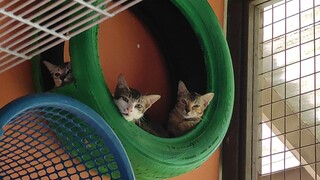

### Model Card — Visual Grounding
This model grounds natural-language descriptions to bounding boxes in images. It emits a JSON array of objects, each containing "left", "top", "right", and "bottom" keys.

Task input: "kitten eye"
[
  {"left": 121, "top": 96, "right": 129, "bottom": 103},
  {"left": 180, "top": 99, "right": 187, "bottom": 105},
  {"left": 54, "top": 73, "right": 61, "bottom": 77},
  {"left": 135, "top": 104, "right": 143, "bottom": 109},
  {"left": 193, "top": 104, "right": 200, "bottom": 109}
]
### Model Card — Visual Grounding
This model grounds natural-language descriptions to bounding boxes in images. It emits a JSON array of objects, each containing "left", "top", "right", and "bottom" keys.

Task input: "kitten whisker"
[{"left": 113, "top": 74, "right": 163, "bottom": 136}]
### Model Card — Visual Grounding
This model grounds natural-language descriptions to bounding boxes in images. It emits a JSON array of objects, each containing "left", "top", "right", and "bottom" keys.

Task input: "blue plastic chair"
[{"left": 0, "top": 93, "right": 135, "bottom": 180}]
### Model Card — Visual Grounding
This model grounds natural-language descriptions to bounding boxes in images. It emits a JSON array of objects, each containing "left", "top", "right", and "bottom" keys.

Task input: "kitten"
[
  {"left": 114, "top": 74, "right": 161, "bottom": 124},
  {"left": 167, "top": 81, "right": 214, "bottom": 137},
  {"left": 43, "top": 61, "right": 74, "bottom": 88}
]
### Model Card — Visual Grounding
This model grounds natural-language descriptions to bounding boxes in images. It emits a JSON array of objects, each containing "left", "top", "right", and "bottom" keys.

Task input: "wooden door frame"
[{"left": 222, "top": 0, "right": 250, "bottom": 180}]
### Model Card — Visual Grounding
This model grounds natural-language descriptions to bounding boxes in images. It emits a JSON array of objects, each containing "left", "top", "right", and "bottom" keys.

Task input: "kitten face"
[
  {"left": 43, "top": 61, "right": 73, "bottom": 88},
  {"left": 175, "top": 81, "right": 214, "bottom": 119},
  {"left": 114, "top": 74, "right": 161, "bottom": 122}
]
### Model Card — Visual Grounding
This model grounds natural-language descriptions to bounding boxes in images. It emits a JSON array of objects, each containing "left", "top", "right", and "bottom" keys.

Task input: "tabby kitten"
[
  {"left": 167, "top": 81, "right": 214, "bottom": 137},
  {"left": 114, "top": 74, "right": 161, "bottom": 123},
  {"left": 43, "top": 61, "right": 74, "bottom": 88}
]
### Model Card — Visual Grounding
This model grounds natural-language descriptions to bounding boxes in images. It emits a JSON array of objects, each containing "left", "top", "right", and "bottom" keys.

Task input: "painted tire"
[{"left": 32, "top": 0, "right": 234, "bottom": 179}]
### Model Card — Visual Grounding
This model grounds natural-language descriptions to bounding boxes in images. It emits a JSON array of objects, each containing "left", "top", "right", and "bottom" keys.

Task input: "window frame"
[
  {"left": 222, "top": 0, "right": 250, "bottom": 180},
  {"left": 224, "top": 1, "right": 320, "bottom": 180},
  {"left": 222, "top": 0, "right": 274, "bottom": 180}
]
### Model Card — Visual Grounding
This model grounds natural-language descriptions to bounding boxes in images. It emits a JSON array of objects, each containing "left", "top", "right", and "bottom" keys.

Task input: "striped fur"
[
  {"left": 114, "top": 74, "right": 161, "bottom": 123},
  {"left": 167, "top": 81, "right": 214, "bottom": 137}
]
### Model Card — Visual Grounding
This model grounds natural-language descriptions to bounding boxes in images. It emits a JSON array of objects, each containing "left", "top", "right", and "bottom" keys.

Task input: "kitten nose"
[
  {"left": 185, "top": 107, "right": 190, "bottom": 113},
  {"left": 60, "top": 75, "right": 66, "bottom": 80},
  {"left": 127, "top": 107, "right": 133, "bottom": 112}
]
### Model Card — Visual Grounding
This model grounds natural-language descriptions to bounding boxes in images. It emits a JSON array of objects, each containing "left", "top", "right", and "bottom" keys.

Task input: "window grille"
[
  {"left": 249, "top": 0, "right": 320, "bottom": 179},
  {"left": 0, "top": 0, "right": 142, "bottom": 73}
]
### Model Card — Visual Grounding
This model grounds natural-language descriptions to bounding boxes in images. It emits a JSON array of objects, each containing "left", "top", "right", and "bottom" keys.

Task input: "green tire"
[{"left": 32, "top": 0, "right": 234, "bottom": 179}]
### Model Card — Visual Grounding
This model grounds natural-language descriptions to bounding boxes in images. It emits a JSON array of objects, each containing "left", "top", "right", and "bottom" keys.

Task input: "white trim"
[{"left": 223, "top": 0, "right": 228, "bottom": 35}]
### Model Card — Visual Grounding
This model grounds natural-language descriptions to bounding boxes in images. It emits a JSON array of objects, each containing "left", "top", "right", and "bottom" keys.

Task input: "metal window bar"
[
  {"left": 0, "top": 0, "right": 142, "bottom": 73},
  {"left": 251, "top": 0, "right": 320, "bottom": 179}
]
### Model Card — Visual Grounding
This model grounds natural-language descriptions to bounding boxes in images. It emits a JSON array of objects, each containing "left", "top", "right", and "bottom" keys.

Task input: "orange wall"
[
  {"left": 0, "top": 0, "right": 225, "bottom": 179},
  {"left": 209, "top": 0, "right": 225, "bottom": 27},
  {"left": 0, "top": 61, "right": 34, "bottom": 108}
]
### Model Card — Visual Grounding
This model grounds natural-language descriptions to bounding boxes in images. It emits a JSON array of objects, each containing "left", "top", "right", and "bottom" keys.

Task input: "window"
[{"left": 248, "top": 0, "right": 320, "bottom": 179}]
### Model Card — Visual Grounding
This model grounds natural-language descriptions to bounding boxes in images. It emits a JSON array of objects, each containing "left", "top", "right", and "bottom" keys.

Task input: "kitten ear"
[
  {"left": 144, "top": 95, "right": 161, "bottom": 110},
  {"left": 43, "top": 61, "right": 58, "bottom": 73},
  {"left": 201, "top": 93, "right": 214, "bottom": 107},
  {"left": 116, "top": 74, "right": 129, "bottom": 90},
  {"left": 178, "top": 81, "right": 188, "bottom": 94},
  {"left": 65, "top": 62, "right": 71, "bottom": 70}
]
